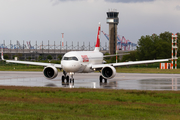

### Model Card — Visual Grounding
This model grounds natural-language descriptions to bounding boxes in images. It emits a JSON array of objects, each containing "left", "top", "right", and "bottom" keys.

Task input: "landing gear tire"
[
  {"left": 99, "top": 75, "right": 107, "bottom": 85},
  {"left": 62, "top": 75, "right": 70, "bottom": 85},
  {"left": 70, "top": 78, "right": 74, "bottom": 83},
  {"left": 62, "top": 76, "right": 65, "bottom": 83},
  {"left": 66, "top": 76, "right": 69, "bottom": 83},
  {"left": 104, "top": 79, "right": 107, "bottom": 83},
  {"left": 100, "top": 76, "right": 103, "bottom": 83}
]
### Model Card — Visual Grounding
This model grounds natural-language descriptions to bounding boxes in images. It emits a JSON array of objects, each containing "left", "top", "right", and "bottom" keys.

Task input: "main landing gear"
[
  {"left": 99, "top": 75, "right": 107, "bottom": 83},
  {"left": 61, "top": 71, "right": 74, "bottom": 85},
  {"left": 61, "top": 71, "right": 69, "bottom": 84}
]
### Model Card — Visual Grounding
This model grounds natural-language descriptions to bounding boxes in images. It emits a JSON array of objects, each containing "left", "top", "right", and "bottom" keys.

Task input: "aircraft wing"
[
  {"left": 5, "top": 60, "right": 62, "bottom": 68},
  {"left": 92, "top": 59, "right": 170, "bottom": 69}
]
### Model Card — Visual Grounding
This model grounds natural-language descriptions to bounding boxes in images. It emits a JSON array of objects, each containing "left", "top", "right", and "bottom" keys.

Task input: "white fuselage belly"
[{"left": 61, "top": 51, "right": 103, "bottom": 73}]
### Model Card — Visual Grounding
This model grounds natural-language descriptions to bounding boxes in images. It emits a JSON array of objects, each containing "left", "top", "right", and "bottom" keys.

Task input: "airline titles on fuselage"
[{"left": 81, "top": 55, "right": 89, "bottom": 62}]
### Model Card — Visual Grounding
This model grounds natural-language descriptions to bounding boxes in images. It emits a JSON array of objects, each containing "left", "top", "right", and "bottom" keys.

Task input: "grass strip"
[{"left": 0, "top": 86, "right": 179, "bottom": 120}]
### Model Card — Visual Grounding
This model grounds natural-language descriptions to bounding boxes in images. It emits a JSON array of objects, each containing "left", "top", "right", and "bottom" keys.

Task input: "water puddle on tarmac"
[
  {"left": 115, "top": 78, "right": 180, "bottom": 90},
  {"left": 0, "top": 77, "right": 180, "bottom": 90}
]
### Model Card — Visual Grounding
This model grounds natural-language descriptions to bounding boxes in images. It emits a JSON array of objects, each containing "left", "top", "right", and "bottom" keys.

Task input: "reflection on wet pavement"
[
  {"left": 112, "top": 78, "right": 180, "bottom": 91},
  {"left": 0, "top": 76, "right": 179, "bottom": 90},
  {"left": 0, "top": 72, "right": 180, "bottom": 90},
  {"left": 139, "top": 78, "right": 179, "bottom": 90}
]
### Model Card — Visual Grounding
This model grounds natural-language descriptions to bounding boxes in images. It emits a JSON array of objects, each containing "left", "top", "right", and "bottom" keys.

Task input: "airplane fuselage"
[{"left": 61, "top": 51, "right": 103, "bottom": 73}]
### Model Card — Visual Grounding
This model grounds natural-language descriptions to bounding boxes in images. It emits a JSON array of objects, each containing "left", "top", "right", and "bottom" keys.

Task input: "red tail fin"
[{"left": 94, "top": 23, "right": 101, "bottom": 51}]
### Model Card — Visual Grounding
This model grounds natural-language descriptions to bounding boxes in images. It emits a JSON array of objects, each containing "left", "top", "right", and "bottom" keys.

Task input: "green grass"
[
  {"left": 0, "top": 86, "right": 179, "bottom": 120},
  {"left": 0, "top": 64, "right": 43, "bottom": 71},
  {"left": 0, "top": 62, "right": 180, "bottom": 119}
]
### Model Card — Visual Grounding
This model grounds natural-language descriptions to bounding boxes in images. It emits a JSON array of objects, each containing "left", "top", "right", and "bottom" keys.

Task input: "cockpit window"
[
  {"left": 63, "top": 57, "right": 68, "bottom": 60},
  {"left": 63, "top": 57, "right": 78, "bottom": 61}
]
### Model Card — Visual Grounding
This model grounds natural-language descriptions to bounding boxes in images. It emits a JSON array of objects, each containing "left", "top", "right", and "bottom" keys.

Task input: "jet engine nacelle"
[
  {"left": 101, "top": 65, "right": 116, "bottom": 79},
  {"left": 43, "top": 66, "right": 58, "bottom": 79}
]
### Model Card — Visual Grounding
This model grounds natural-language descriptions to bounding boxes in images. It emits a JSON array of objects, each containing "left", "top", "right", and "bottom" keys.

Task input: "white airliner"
[{"left": 1, "top": 23, "right": 169, "bottom": 83}]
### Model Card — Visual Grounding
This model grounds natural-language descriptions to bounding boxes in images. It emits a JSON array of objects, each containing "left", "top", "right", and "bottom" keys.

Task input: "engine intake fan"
[{"left": 101, "top": 65, "right": 116, "bottom": 79}]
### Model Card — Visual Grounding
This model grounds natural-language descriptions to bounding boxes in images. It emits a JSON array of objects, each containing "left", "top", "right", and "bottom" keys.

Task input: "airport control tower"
[{"left": 106, "top": 10, "right": 119, "bottom": 54}]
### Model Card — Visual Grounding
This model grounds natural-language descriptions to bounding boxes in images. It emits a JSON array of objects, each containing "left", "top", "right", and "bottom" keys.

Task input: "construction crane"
[
  {"left": 17, "top": 41, "right": 27, "bottom": 49},
  {"left": 27, "top": 41, "right": 34, "bottom": 49},
  {"left": 0, "top": 44, "right": 8, "bottom": 49},
  {"left": 102, "top": 31, "right": 137, "bottom": 51}
]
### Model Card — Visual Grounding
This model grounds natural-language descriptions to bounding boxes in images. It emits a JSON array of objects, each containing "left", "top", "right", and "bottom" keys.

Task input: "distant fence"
[
  {"left": 1, "top": 40, "right": 109, "bottom": 51},
  {"left": 1, "top": 40, "right": 109, "bottom": 60}
]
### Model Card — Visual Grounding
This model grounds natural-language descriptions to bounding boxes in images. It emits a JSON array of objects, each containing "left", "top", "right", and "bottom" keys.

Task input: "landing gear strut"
[
  {"left": 99, "top": 75, "right": 107, "bottom": 83},
  {"left": 61, "top": 71, "right": 69, "bottom": 84},
  {"left": 69, "top": 72, "right": 74, "bottom": 83}
]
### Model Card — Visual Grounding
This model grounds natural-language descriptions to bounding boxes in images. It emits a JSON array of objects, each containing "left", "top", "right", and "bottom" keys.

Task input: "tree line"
[{"left": 121, "top": 32, "right": 180, "bottom": 62}]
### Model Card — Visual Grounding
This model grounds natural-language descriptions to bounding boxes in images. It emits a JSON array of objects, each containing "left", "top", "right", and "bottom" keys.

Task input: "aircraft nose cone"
[{"left": 62, "top": 61, "right": 80, "bottom": 72}]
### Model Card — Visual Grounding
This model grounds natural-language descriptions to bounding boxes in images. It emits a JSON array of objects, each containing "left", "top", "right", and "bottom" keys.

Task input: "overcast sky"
[{"left": 0, "top": 0, "right": 180, "bottom": 47}]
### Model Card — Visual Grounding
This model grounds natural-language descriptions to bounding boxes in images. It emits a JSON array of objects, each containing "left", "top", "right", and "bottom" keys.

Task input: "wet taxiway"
[{"left": 0, "top": 71, "right": 180, "bottom": 90}]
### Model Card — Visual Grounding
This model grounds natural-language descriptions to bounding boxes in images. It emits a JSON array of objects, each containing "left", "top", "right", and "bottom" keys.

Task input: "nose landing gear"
[{"left": 69, "top": 72, "right": 74, "bottom": 83}]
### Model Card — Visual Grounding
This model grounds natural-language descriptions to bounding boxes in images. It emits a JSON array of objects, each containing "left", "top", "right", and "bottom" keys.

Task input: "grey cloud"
[
  {"left": 51, "top": 0, "right": 81, "bottom": 1},
  {"left": 176, "top": 5, "right": 180, "bottom": 11},
  {"left": 51, "top": 0, "right": 85, "bottom": 6},
  {"left": 51, "top": 0, "right": 85, "bottom": 2},
  {"left": 51, "top": 0, "right": 155, "bottom": 6},
  {"left": 104, "top": 0, "right": 155, "bottom": 3}
]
